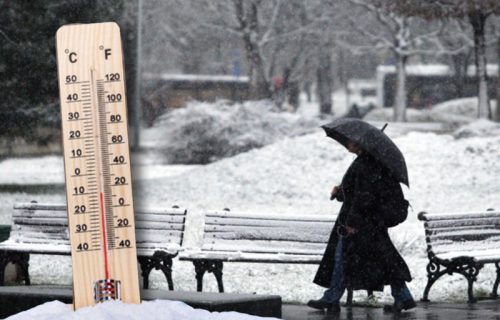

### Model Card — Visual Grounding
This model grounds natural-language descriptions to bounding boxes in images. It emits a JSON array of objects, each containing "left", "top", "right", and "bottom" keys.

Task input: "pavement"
[{"left": 282, "top": 301, "right": 500, "bottom": 320}]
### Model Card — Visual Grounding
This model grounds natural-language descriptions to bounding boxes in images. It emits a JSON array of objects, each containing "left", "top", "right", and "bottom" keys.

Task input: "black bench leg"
[
  {"left": 460, "top": 263, "right": 482, "bottom": 303},
  {"left": 138, "top": 251, "right": 174, "bottom": 290},
  {"left": 421, "top": 260, "right": 448, "bottom": 302},
  {"left": 193, "top": 260, "right": 224, "bottom": 292},
  {"left": 193, "top": 261, "right": 206, "bottom": 292},
  {"left": 213, "top": 263, "right": 224, "bottom": 293},
  {"left": 422, "top": 258, "right": 482, "bottom": 303},
  {"left": 491, "top": 262, "right": 500, "bottom": 298},
  {"left": 138, "top": 257, "right": 153, "bottom": 289},
  {"left": 0, "top": 251, "right": 30, "bottom": 286}
]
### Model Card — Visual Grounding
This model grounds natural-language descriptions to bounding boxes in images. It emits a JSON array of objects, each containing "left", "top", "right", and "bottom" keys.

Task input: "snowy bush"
[
  {"left": 144, "top": 100, "right": 321, "bottom": 164},
  {"left": 453, "top": 119, "right": 500, "bottom": 139}
]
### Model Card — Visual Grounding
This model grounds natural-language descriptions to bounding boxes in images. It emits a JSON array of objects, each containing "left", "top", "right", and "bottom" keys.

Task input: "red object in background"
[{"left": 272, "top": 76, "right": 283, "bottom": 91}]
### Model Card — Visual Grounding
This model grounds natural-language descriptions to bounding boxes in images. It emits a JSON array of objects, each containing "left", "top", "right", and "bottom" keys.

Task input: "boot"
[
  {"left": 383, "top": 299, "right": 416, "bottom": 313},
  {"left": 307, "top": 299, "right": 340, "bottom": 312}
]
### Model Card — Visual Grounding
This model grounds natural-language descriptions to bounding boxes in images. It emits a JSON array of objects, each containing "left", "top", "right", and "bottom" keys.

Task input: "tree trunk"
[
  {"left": 238, "top": 1, "right": 272, "bottom": 100},
  {"left": 393, "top": 54, "right": 407, "bottom": 122},
  {"left": 244, "top": 39, "right": 272, "bottom": 99},
  {"left": 450, "top": 52, "right": 469, "bottom": 98},
  {"left": 496, "top": 36, "right": 500, "bottom": 122},
  {"left": 470, "top": 11, "right": 491, "bottom": 119},
  {"left": 317, "top": 39, "right": 333, "bottom": 114}
]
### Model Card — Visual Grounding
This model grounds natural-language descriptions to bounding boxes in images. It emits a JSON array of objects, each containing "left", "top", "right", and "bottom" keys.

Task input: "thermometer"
[{"left": 56, "top": 22, "right": 140, "bottom": 309}]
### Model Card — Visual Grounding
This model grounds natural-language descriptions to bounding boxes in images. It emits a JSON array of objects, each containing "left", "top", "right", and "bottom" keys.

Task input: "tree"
[
  {"left": 387, "top": 0, "right": 500, "bottom": 119},
  {"left": 489, "top": 15, "right": 500, "bottom": 121},
  {"left": 194, "top": 0, "right": 326, "bottom": 101},
  {"left": 0, "top": 0, "right": 125, "bottom": 143},
  {"left": 343, "top": 0, "right": 444, "bottom": 121}
]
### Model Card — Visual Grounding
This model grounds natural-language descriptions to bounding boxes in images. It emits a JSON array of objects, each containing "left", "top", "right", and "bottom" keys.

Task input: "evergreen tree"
[{"left": 0, "top": 0, "right": 125, "bottom": 141}]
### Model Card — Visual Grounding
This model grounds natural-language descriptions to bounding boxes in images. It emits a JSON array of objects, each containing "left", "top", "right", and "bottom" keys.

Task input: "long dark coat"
[{"left": 313, "top": 153, "right": 412, "bottom": 291}]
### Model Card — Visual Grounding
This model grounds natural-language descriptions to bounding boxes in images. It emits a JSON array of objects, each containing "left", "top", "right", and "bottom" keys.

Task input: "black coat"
[{"left": 313, "top": 153, "right": 412, "bottom": 291}]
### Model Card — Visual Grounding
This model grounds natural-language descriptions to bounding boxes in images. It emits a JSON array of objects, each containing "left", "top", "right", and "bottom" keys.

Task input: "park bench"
[
  {"left": 0, "top": 201, "right": 187, "bottom": 290},
  {"left": 418, "top": 210, "right": 500, "bottom": 302},
  {"left": 179, "top": 209, "right": 365, "bottom": 303}
]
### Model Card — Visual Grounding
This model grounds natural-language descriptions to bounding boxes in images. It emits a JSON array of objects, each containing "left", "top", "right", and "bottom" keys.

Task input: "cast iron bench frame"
[
  {"left": 179, "top": 209, "right": 368, "bottom": 304},
  {"left": 418, "top": 210, "right": 500, "bottom": 302},
  {"left": 0, "top": 201, "right": 187, "bottom": 290}
]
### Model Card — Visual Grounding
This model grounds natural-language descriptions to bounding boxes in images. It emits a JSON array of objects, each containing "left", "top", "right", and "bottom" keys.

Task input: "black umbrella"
[{"left": 321, "top": 118, "right": 409, "bottom": 187}]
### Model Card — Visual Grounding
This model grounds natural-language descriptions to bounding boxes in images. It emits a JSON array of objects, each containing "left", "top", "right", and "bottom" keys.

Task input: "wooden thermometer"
[{"left": 56, "top": 22, "right": 140, "bottom": 309}]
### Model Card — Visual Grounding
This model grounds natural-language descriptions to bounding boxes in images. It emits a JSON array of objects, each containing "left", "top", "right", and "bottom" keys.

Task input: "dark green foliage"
[{"left": 0, "top": 0, "right": 125, "bottom": 139}]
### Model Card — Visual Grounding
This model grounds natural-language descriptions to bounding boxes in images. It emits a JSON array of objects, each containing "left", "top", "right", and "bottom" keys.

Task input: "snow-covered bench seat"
[
  {"left": 0, "top": 202, "right": 187, "bottom": 290},
  {"left": 418, "top": 210, "right": 500, "bottom": 302},
  {"left": 179, "top": 209, "right": 339, "bottom": 293}
]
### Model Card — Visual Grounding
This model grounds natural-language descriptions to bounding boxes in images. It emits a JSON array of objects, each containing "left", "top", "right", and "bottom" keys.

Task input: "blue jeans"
[{"left": 321, "top": 237, "right": 414, "bottom": 304}]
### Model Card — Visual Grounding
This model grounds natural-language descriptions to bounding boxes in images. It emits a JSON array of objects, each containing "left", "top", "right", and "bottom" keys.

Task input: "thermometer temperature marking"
[{"left": 56, "top": 22, "right": 140, "bottom": 309}]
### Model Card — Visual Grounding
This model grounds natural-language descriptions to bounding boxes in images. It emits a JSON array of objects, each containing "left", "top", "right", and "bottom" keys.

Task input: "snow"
[
  {"left": 1, "top": 99, "right": 500, "bottom": 317},
  {"left": 453, "top": 119, "right": 500, "bottom": 139},
  {"left": 0, "top": 156, "right": 64, "bottom": 185},
  {"left": 376, "top": 64, "right": 498, "bottom": 77},
  {"left": 364, "top": 97, "right": 498, "bottom": 128},
  {"left": 377, "top": 64, "right": 451, "bottom": 76},
  {"left": 143, "top": 73, "right": 249, "bottom": 83},
  {"left": 6, "top": 300, "right": 279, "bottom": 320}
]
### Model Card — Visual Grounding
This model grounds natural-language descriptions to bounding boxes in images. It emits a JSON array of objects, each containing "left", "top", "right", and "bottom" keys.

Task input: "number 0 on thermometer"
[{"left": 56, "top": 22, "right": 140, "bottom": 309}]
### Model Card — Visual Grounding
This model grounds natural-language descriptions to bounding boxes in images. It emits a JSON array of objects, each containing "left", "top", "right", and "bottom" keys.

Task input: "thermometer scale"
[{"left": 56, "top": 22, "right": 140, "bottom": 309}]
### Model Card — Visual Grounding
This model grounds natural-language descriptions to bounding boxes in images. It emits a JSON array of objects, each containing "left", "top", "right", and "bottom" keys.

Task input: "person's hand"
[
  {"left": 331, "top": 186, "right": 340, "bottom": 198},
  {"left": 346, "top": 226, "right": 357, "bottom": 235}
]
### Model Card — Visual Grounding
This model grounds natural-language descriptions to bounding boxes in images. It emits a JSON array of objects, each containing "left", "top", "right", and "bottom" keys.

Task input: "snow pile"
[
  {"left": 453, "top": 119, "right": 500, "bottom": 139},
  {"left": 363, "top": 108, "right": 431, "bottom": 122},
  {"left": 363, "top": 97, "right": 498, "bottom": 126},
  {"left": 7, "top": 300, "right": 279, "bottom": 320},
  {"left": 0, "top": 156, "right": 64, "bottom": 184},
  {"left": 141, "top": 100, "right": 321, "bottom": 164},
  {"left": 428, "top": 97, "right": 482, "bottom": 124}
]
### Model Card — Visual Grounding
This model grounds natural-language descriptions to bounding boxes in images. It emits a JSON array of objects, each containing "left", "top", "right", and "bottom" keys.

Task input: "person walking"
[{"left": 308, "top": 119, "right": 416, "bottom": 314}]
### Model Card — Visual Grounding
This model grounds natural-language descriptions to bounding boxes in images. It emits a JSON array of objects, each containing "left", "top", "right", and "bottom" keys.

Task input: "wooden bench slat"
[
  {"left": 420, "top": 211, "right": 500, "bottom": 221},
  {"left": 205, "top": 229, "right": 330, "bottom": 243},
  {"left": 136, "top": 208, "right": 187, "bottom": 216},
  {"left": 136, "top": 230, "right": 183, "bottom": 244},
  {"left": 180, "top": 250, "right": 324, "bottom": 263},
  {"left": 14, "top": 211, "right": 67, "bottom": 219},
  {"left": 136, "top": 214, "right": 186, "bottom": 223},
  {"left": 202, "top": 239, "right": 327, "bottom": 255},
  {"left": 13, "top": 218, "right": 68, "bottom": 226},
  {"left": 136, "top": 221, "right": 185, "bottom": 231},
  {"left": 205, "top": 216, "right": 334, "bottom": 228},
  {"left": 425, "top": 219, "right": 500, "bottom": 229},
  {"left": 431, "top": 241, "right": 500, "bottom": 255},
  {"left": 426, "top": 225, "right": 497, "bottom": 234},
  {"left": 427, "top": 230, "right": 500, "bottom": 242},
  {"left": 206, "top": 211, "right": 336, "bottom": 222}
]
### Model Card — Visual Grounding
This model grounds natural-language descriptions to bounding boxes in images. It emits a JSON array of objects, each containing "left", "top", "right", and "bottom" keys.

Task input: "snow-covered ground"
[
  {"left": 2, "top": 96, "right": 500, "bottom": 318},
  {"left": 7, "top": 300, "right": 279, "bottom": 320}
]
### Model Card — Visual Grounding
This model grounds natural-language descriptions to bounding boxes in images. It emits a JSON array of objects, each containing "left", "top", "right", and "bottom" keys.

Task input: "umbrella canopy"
[{"left": 321, "top": 118, "right": 409, "bottom": 187}]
